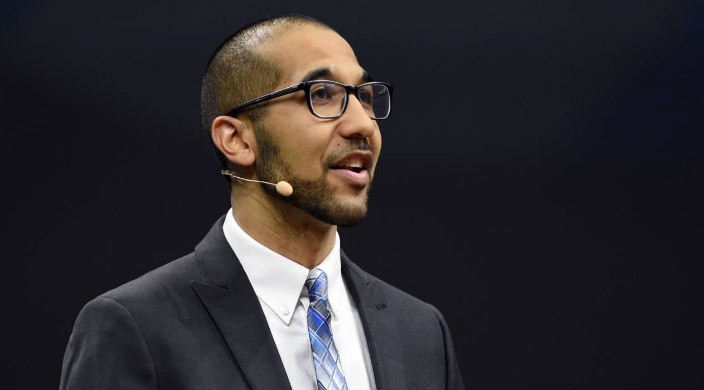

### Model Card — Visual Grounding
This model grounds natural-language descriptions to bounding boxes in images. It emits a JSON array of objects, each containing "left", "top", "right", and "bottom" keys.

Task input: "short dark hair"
[{"left": 200, "top": 14, "right": 331, "bottom": 184}]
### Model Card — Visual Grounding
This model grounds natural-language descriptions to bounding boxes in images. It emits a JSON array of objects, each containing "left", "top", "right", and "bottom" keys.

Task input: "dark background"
[{"left": 1, "top": 0, "right": 703, "bottom": 388}]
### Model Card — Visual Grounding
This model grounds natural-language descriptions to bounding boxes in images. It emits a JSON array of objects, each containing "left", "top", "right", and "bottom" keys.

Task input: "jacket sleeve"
[
  {"left": 60, "top": 296, "right": 159, "bottom": 389},
  {"left": 431, "top": 305, "right": 466, "bottom": 390}
]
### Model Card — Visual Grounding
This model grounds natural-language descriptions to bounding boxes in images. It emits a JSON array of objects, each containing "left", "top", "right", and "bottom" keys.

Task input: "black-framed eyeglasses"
[{"left": 226, "top": 80, "right": 393, "bottom": 120}]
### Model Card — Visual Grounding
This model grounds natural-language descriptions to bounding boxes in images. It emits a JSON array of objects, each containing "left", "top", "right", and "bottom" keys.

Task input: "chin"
[
  {"left": 278, "top": 169, "right": 373, "bottom": 226},
  {"left": 308, "top": 197, "right": 368, "bottom": 227},
  {"left": 330, "top": 205, "right": 368, "bottom": 226}
]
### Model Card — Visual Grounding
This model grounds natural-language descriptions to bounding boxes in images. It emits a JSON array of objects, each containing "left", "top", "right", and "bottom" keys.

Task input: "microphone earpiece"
[
  {"left": 221, "top": 170, "right": 293, "bottom": 197},
  {"left": 274, "top": 181, "right": 294, "bottom": 197}
]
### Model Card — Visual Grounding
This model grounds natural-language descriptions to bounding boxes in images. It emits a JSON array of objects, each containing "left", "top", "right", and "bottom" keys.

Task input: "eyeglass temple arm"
[{"left": 227, "top": 82, "right": 305, "bottom": 117}]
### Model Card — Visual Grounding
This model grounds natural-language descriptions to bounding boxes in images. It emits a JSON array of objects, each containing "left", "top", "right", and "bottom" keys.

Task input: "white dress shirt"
[{"left": 222, "top": 209, "right": 376, "bottom": 390}]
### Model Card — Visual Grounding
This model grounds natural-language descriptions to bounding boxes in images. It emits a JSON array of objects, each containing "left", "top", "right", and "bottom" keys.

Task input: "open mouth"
[
  {"left": 329, "top": 152, "right": 372, "bottom": 171},
  {"left": 335, "top": 163, "right": 364, "bottom": 173},
  {"left": 328, "top": 152, "right": 373, "bottom": 185}
]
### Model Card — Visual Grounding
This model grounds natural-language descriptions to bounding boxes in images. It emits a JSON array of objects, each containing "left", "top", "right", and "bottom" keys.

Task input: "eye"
[
  {"left": 358, "top": 89, "right": 373, "bottom": 105},
  {"left": 310, "top": 84, "right": 334, "bottom": 102}
]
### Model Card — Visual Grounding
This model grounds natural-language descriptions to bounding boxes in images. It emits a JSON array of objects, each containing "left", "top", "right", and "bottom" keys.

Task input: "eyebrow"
[
  {"left": 301, "top": 67, "right": 332, "bottom": 82},
  {"left": 300, "top": 67, "right": 374, "bottom": 84}
]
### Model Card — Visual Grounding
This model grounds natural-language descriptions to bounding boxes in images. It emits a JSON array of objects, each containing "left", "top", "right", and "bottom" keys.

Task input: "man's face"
[{"left": 252, "top": 25, "right": 382, "bottom": 226}]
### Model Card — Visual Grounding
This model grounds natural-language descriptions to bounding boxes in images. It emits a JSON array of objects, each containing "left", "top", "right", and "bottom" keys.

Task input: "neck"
[{"left": 230, "top": 185, "right": 336, "bottom": 269}]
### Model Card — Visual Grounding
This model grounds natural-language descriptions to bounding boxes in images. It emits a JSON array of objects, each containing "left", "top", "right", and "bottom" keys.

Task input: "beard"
[{"left": 253, "top": 125, "right": 373, "bottom": 227}]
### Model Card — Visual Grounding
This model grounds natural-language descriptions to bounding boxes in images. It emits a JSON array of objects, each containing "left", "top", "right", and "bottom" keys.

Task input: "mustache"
[{"left": 324, "top": 139, "right": 372, "bottom": 164}]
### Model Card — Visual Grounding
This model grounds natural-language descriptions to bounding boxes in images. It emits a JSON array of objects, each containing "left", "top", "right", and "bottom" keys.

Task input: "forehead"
[{"left": 257, "top": 25, "right": 366, "bottom": 86}]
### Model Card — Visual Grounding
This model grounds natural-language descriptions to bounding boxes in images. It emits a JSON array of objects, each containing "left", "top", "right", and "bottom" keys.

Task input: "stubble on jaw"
[{"left": 253, "top": 124, "right": 374, "bottom": 226}]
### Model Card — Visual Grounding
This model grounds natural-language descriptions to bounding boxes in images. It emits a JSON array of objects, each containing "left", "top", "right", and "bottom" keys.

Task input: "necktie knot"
[{"left": 306, "top": 268, "right": 328, "bottom": 305}]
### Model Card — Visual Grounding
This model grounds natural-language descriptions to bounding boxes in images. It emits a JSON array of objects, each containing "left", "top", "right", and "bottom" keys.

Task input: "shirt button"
[{"left": 282, "top": 307, "right": 290, "bottom": 316}]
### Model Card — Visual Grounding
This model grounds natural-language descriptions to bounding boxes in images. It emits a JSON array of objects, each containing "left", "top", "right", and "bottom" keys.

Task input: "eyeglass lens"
[{"left": 309, "top": 82, "right": 390, "bottom": 119}]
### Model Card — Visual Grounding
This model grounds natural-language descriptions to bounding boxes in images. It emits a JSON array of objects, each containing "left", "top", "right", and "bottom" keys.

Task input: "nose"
[{"left": 336, "top": 94, "right": 377, "bottom": 139}]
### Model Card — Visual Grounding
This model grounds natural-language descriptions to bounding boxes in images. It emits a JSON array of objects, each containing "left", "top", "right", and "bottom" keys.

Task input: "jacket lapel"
[
  {"left": 342, "top": 251, "right": 408, "bottom": 390},
  {"left": 191, "top": 216, "right": 291, "bottom": 390}
]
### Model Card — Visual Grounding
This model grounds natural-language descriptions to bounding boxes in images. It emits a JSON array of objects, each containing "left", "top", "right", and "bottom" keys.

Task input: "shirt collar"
[{"left": 222, "top": 209, "right": 342, "bottom": 325}]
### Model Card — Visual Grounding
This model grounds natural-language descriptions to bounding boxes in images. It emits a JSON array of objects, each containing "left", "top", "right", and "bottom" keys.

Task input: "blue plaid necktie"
[{"left": 305, "top": 268, "right": 348, "bottom": 390}]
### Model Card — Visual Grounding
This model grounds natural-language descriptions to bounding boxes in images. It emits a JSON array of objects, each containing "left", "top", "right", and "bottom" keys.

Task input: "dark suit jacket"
[{"left": 60, "top": 215, "right": 465, "bottom": 389}]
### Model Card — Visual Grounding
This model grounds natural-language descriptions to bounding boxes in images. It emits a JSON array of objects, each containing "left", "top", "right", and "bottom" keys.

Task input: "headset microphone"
[{"left": 221, "top": 170, "right": 293, "bottom": 197}]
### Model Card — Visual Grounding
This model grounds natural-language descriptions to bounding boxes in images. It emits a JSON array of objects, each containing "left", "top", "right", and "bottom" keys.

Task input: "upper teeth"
[{"left": 346, "top": 163, "right": 362, "bottom": 168}]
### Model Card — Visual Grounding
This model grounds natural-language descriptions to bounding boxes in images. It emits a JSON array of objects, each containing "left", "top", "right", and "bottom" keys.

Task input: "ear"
[{"left": 211, "top": 116, "right": 256, "bottom": 167}]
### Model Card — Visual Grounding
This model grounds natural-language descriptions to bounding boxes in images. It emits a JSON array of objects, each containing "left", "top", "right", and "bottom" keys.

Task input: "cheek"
[
  {"left": 271, "top": 118, "right": 326, "bottom": 173},
  {"left": 372, "top": 130, "right": 382, "bottom": 157},
  {"left": 288, "top": 138, "right": 327, "bottom": 175}
]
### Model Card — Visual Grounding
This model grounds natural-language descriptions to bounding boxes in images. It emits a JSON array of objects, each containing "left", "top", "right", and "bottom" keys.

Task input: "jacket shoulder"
[{"left": 99, "top": 252, "right": 200, "bottom": 305}]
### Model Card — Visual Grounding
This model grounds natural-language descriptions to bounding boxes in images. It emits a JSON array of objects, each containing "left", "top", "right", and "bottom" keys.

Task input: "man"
[{"left": 60, "top": 15, "right": 464, "bottom": 390}]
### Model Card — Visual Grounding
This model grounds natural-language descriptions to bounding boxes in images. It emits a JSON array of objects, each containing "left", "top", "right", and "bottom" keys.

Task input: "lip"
[
  {"left": 327, "top": 150, "right": 373, "bottom": 186},
  {"left": 328, "top": 151, "right": 373, "bottom": 171},
  {"left": 329, "top": 167, "right": 370, "bottom": 185}
]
